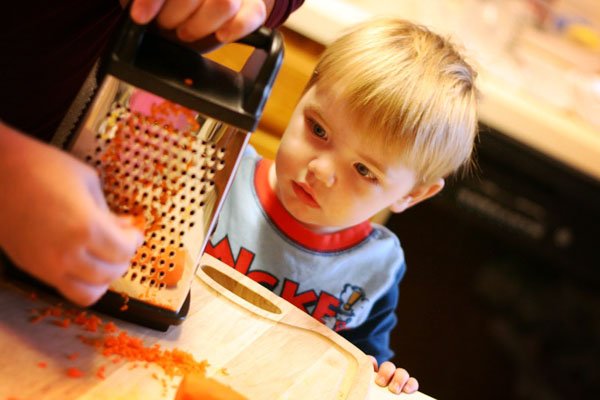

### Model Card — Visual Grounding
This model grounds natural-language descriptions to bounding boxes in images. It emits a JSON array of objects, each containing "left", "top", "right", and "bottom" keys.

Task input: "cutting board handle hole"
[{"left": 201, "top": 265, "right": 282, "bottom": 314}]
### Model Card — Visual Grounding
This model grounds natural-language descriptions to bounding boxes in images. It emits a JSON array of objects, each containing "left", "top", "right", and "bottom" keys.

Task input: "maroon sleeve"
[{"left": 264, "top": 0, "right": 305, "bottom": 28}]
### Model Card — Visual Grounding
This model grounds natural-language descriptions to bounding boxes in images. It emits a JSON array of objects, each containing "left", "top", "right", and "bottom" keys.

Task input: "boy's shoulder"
[
  {"left": 367, "top": 222, "right": 402, "bottom": 249},
  {"left": 352, "top": 222, "right": 405, "bottom": 270}
]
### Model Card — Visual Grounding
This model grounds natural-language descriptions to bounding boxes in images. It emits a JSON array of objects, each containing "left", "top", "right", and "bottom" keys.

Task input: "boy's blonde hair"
[{"left": 307, "top": 18, "right": 479, "bottom": 185}]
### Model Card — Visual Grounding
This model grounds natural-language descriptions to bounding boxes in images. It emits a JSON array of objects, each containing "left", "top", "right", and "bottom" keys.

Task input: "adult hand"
[
  {"left": 130, "top": 0, "right": 273, "bottom": 43},
  {"left": 0, "top": 124, "right": 144, "bottom": 306}
]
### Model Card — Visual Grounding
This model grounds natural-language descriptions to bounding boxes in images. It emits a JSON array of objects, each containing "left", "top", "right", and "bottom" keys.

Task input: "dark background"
[{"left": 384, "top": 126, "right": 600, "bottom": 400}]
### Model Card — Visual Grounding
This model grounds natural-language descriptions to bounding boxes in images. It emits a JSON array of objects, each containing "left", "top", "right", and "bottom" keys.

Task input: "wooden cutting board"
[{"left": 0, "top": 254, "right": 434, "bottom": 400}]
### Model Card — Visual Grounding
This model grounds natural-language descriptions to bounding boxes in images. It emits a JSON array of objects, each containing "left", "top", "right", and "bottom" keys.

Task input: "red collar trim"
[{"left": 254, "top": 159, "right": 373, "bottom": 252}]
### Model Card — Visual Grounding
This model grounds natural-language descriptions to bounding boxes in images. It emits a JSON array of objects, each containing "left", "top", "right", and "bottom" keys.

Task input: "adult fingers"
[
  {"left": 176, "top": 0, "right": 242, "bottom": 42},
  {"left": 155, "top": 0, "right": 202, "bottom": 29},
  {"left": 214, "top": 0, "right": 266, "bottom": 43},
  {"left": 131, "top": 0, "right": 167, "bottom": 24},
  {"left": 66, "top": 249, "right": 130, "bottom": 285},
  {"left": 58, "top": 278, "right": 110, "bottom": 307},
  {"left": 86, "top": 213, "right": 144, "bottom": 264}
]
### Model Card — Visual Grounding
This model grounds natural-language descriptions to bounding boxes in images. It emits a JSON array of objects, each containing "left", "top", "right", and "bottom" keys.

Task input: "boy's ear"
[{"left": 389, "top": 178, "right": 445, "bottom": 213}]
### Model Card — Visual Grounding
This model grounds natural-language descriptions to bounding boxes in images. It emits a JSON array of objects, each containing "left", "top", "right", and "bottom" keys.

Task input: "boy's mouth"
[{"left": 291, "top": 181, "right": 320, "bottom": 208}]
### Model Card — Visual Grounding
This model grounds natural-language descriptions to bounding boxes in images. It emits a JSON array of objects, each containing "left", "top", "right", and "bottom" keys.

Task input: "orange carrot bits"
[
  {"left": 96, "top": 365, "right": 107, "bottom": 380},
  {"left": 29, "top": 314, "right": 44, "bottom": 324},
  {"left": 175, "top": 373, "right": 248, "bottom": 400},
  {"left": 83, "top": 314, "right": 102, "bottom": 332},
  {"left": 53, "top": 318, "right": 71, "bottom": 328},
  {"left": 74, "top": 311, "right": 89, "bottom": 325},
  {"left": 104, "top": 321, "right": 118, "bottom": 333},
  {"left": 67, "top": 367, "right": 84, "bottom": 378},
  {"left": 37, "top": 361, "right": 47, "bottom": 369}
]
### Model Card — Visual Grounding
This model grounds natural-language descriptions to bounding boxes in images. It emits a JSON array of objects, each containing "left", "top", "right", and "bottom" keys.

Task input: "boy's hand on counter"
[
  {"left": 130, "top": 0, "right": 271, "bottom": 43},
  {"left": 369, "top": 356, "right": 419, "bottom": 395},
  {"left": 0, "top": 124, "right": 144, "bottom": 307}
]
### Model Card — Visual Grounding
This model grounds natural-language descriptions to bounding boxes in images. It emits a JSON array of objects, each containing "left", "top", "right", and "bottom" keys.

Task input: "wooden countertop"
[{"left": 0, "top": 254, "right": 435, "bottom": 400}]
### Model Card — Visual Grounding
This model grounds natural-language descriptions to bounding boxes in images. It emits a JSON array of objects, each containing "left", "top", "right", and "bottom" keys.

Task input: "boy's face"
[{"left": 272, "top": 84, "right": 421, "bottom": 233}]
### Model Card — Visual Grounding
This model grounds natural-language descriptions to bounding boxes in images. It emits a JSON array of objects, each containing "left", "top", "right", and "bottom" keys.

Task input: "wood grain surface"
[{"left": 0, "top": 254, "right": 433, "bottom": 400}]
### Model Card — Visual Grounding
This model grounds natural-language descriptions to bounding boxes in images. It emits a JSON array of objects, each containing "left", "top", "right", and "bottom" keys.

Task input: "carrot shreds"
[
  {"left": 96, "top": 365, "right": 106, "bottom": 380},
  {"left": 28, "top": 302, "right": 210, "bottom": 384},
  {"left": 49, "top": 305, "right": 63, "bottom": 317},
  {"left": 67, "top": 367, "right": 84, "bottom": 378},
  {"left": 83, "top": 314, "right": 102, "bottom": 332},
  {"left": 37, "top": 361, "right": 47, "bottom": 368},
  {"left": 119, "top": 293, "right": 130, "bottom": 312},
  {"left": 104, "top": 321, "right": 118, "bottom": 333},
  {"left": 73, "top": 311, "right": 89, "bottom": 325},
  {"left": 29, "top": 315, "right": 44, "bottom": 324},
  {"left": 53, "top": 318, "right": 71, "bottom": 328}
]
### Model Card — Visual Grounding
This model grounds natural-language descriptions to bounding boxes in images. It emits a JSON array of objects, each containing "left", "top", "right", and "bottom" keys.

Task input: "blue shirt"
[{"left": 206, "top": 148, "right": 405, "bottom": 363}]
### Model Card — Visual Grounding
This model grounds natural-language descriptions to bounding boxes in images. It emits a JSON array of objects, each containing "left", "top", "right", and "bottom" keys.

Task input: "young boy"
[{"left": 205, "top": 18, "right": 478, "bottom": 394}]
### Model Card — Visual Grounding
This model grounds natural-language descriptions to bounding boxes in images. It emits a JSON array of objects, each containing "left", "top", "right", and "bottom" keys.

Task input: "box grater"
[{"left": 62, "top": 17, "right": 283, "bottom": 330}]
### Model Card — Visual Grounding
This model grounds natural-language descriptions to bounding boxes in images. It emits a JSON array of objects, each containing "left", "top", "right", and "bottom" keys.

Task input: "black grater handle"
[
  {"left": 106, "top": 16, "right": 284, "bottom": 132},
  {"left": 152, "top": 25, "right": 283, "bottom": 120}
]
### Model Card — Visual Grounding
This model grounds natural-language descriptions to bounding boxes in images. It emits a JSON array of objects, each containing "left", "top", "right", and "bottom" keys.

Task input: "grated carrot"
[
  {"left": 104, "top": 321, "right": 118, "bottom": 333},
  {"left": 28, "top": 302, "right": 209, "bottom": 384},
  {"left": 67, "top": 367, "right": 84, "bottom": 378},
  {"left": 37, "top": 361, "right": 47, "bottom": 368},
  {"left": 53, "top": 318, "right": 71, "bottom": 328},
  {"left": 96, "top": 365, "right": 106, "bottom": 380}
]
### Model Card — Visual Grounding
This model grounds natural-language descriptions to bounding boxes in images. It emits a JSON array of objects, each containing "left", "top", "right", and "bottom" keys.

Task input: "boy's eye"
[
  {"left": 308, "top": 119, "right": 327, "bottom": 139},
  {"left": 354, "top": 162, "right": 378, "bottom": 182}
]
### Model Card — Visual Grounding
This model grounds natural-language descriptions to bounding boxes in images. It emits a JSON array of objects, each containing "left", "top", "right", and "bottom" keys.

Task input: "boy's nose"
[{"left": 307, "top": 158, "right": 336, "bottom": 188}]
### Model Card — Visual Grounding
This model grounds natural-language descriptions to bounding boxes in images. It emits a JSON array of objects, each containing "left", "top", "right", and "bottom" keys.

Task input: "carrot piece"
[
  {"left": 37, "top": 361, "right": 47, "bottom": 368},
  {"left": 54, "top": 318, "right": 71, "bottom": 328},
  {"left": 97, "top": 365, "right": 106, "bottom": 380},
  {"left": 67, "top": 367, "right": 84, "bottom": 378},
  {"left": 131, "top": 214, "right": 146, "bottom": 232},
  {"left": 104, "top": 321, "right": 118, "bottom": 333},
  {"left": 175, "top": 373, "right": 247, "bottom": 400}
]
